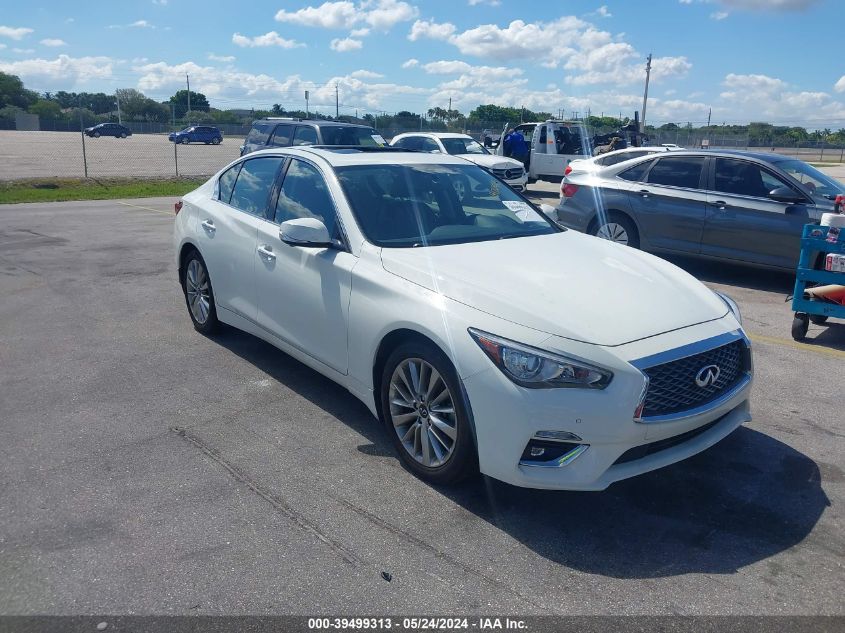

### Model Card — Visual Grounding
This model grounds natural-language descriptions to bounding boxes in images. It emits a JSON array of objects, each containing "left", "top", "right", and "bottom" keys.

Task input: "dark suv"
[
  {"left": 239, "top": 118, "right": 383, "bottom": 156},
  {"left": 84, "top": 123, "right": 132, "bottom": 138}
]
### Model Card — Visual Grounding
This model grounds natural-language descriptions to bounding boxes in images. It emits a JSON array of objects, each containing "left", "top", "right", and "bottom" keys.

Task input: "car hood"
[
  {"left": 458, "top": 154, "right": 524, "bottom": 170},
  {"left": 380, "top": 231, "right": 728, "bottom": 346}
]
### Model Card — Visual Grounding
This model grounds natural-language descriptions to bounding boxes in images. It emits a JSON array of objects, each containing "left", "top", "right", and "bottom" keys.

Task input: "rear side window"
[
  {"left": 293, "top": 126, "right": 319, "bottom": 146},
  {"left": 268, "top": 124, "right": 292, "bottom": 147},
  {"left": 319, "top": 126, "right": 379, "bottom": 146},
  {"left": 603, "top": 151, "right": 648, "bottom": 167},
  {"left": 274, "top": 159, "right": 338, "bottom": 237},
  {"left": 646, "top": 157, "right": 705, "bottom": 189},
  {"left": 245, "top": 122, "right": 273, "bottom": 146},
  {"left": 618, "top": 159, "right": 654, "bottom": 182},
  {"left": 218, "top": 163, "right": 242, "bottom": 204},
  {"left": 229, "top": 157, "right": 284, "bottom": 216}
]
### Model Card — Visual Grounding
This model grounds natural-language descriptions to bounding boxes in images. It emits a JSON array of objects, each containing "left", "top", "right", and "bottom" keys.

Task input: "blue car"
[{"left": 168, "top": 126, "right": 223, "bottom": 145}]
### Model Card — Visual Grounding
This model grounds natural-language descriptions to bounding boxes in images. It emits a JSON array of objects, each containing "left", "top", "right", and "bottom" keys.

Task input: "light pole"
[{"left": 640, "top": 53, "right": 652, "bottom": 134}]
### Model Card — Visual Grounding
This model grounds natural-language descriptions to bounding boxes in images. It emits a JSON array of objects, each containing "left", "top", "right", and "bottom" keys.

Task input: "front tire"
[
  {"left": 93, "top": 131, "right": 100, "bottom": 138},
  {"left": 182, "top": 252, "right": 219, "bottom": 334},
  {"left": 791, "top": 314, "right": 809, "bottom": 341},
  {"left": 380, "top": 341, "right": 476, "bottom": 485},
  {"left": 181, "top": 137, "right": 190, "bottom": 145},
  {"left": 120, "top": 132, "right": 127, "bottom": 138}
]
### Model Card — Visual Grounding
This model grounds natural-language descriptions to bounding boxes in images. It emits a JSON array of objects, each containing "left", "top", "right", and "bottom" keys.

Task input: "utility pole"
[
  {"left": 335, "top": 84, "right": 339, "bottom": 119},
  {"left": 448, "top": 97, "right": 451, "bottom": 113},
  {"left": 520, "top": 105, "right": 524, "bottom": 123},
  {"left": 305, "top": 90, "right": 310, "bottom": 119},
  {"left": 640, "top": 53, "right": 652, "bottom": 133},
  {"left": 115, "top": 91, "right": 121, "bottom": 125},
  {"left": 186, "top": 74, "right": 191, "bottom": 123},
  {"left": 706, "top": 107, "right": 712, "bottom": 128}
]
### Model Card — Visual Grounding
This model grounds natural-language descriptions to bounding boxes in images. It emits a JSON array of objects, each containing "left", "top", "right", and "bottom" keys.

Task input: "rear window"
[
  {"left": 646, "top": 157, "right": 705, "bottom": 189},
  {"left": 618, "top": 159, "right": 654, "bottom": 182},
  {"left": 268, "top": 124, "right": 292, "bottom": 147},
  {"left": 319, "top": 126, "right": 380, "bottom": 146},
  {"left": 229, "top": 157, "right": 284, "bottom": 216},
  {"left": 246, "top": 122, "right": 274, "bottom": 146}
]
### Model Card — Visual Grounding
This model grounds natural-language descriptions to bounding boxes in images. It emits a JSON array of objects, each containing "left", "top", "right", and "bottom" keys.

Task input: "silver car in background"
[{"left": 556, "top": 150, "right": 843, "bottom": 270}]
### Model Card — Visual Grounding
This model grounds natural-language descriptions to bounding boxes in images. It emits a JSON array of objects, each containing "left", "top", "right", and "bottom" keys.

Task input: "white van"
[{"left": 497, "top": 120, "right": 591, "bottom": 182}]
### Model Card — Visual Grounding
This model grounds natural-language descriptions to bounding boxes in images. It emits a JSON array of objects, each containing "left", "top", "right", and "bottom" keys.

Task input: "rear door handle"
[
  {"left": 201, "top": 219, "right": 216, "bottom": 233},
  {"left": 257, "top": 245, "right": 276, "bottom": 261},
  {"left": 638, "top": 189, "right": 650, "bottom": 198},
  {"left": 713, "top": 200, "right": 727, "bottom": 210}
]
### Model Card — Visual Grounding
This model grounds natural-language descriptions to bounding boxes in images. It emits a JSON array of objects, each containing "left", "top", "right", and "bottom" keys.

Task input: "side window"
[
  {"left": 274, "top": 159, "right": 337, "bottom": 238},
  {"left": 646, "top": 157, "right": 705, "bottom": 189},
  {"left": 536, "top": 125, "right": 547, "bottom": 154},
  {"left": 293, "top": 126, "right": 319, "bottom": 146},
  {"left": 393, "top": 137, "right": 412, "bottom": 149},
  {"left": 268, "top": 124, "right": 292, "bottom": 147},
  {"left": 419, "top": 137, "right": 440, "bottom": 153},
  {"left": 618, "top": 159, "right": 654, "bottom": 182},
  {"left": 714, "top": 158, "right": 790, "bottom": 198},
  {"left": 604, "top": 151, "right": 648, "bottom": 167},
  {"left": 229, "top": 157, "right": 284, "bottom": 216},
  {"left": 218, "top": 162, "right": 242, "bottom": 204}
]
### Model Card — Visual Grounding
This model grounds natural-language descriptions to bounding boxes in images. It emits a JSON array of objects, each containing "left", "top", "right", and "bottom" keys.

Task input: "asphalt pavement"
[{"left": 0, "top": 194, "right": 842, "bottom": 616}]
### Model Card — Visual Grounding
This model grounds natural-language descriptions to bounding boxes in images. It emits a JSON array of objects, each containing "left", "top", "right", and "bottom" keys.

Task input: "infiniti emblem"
[{"left": 695, "top": 364, "right": 721, "bottom": 388}]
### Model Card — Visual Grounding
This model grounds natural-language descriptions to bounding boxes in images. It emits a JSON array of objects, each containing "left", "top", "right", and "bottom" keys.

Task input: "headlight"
[
  {"left": 468, "top": 328, "right": 613, "bottom": 389},
  {"left": 715, "top": 291, "right": 742, "bottom": 325}
]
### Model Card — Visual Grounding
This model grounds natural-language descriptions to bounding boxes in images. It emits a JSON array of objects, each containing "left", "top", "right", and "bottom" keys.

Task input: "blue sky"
[{"left": 1, "top": 0, "right": 844, "bottom": 127}]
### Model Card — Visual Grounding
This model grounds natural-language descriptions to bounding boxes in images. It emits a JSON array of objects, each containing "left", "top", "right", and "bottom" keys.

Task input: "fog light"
[{"left": 519, "top": 440, "right": 589, "bottom": 468}]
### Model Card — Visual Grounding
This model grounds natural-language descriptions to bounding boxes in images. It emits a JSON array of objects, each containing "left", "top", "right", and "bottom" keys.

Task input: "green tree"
[
  {"left": 0, "top": 72, "right": 39, "bottom": 109},
  {"left": 28, "top": 99, "right": 62, "bottom": 119},
  {"left": 169, "top": 90, "right": 210, "bottom": 118}
]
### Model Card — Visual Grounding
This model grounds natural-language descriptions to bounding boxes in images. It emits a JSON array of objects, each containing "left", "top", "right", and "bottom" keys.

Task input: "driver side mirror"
[
  {"left": 279, "top": 218, "right": 332, "bottom": 248},
  {"left": 768, "top": 186, "right": 805, "bottom": 204}
]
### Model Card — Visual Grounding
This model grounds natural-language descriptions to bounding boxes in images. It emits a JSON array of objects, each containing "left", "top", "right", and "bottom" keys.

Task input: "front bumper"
[
  {"left": 505, "top": 173, "right": 529, "bottom": 191},
  {"left": 462, "top": 320, "right": 752, "bottom": 490}
]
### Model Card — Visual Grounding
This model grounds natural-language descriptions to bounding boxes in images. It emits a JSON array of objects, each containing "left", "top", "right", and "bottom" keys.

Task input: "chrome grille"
[
  {"left": 492, "top": 167, "right": 524, "bottom": 180},
  {"left": 641, "top": 340, "right": 746, "bottom": 417}
]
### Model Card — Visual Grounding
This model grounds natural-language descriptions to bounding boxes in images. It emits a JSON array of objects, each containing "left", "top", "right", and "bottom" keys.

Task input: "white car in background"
[
  {"left": 390, "top": 132, "right": 529, "bottom": 195},
  {"left": 560, "top": 146, "right": 680, "bottom": 202},
  {"left": 174, "top": 146, "right": 752, "bottom": 491}
]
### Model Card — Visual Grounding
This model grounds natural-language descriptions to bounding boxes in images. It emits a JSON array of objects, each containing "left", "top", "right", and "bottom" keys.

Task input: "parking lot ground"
[{"left": 1, "top": 197, "right": 843, "bottom": 616}]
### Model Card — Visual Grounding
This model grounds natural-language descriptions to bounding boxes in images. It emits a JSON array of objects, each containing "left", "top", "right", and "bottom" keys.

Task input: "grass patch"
[
  {"left": 810, "top": 162, "right": 843, "bottom": 167},
  {"left": 0, "top": 177, "right": 206, "bottom": 204}
]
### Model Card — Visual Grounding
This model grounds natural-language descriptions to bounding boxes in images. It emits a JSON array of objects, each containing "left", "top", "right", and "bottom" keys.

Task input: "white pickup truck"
[{"left": 496, "top": 120, "right": 591, "bottom": 183}]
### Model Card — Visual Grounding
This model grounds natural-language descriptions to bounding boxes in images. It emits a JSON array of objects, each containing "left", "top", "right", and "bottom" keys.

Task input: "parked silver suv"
[
  {"left": 556, "top": 150, "right": 843, "bottom": 270},
  {"left": 239, "top": 118, "right": 384, "bottom": 156}
]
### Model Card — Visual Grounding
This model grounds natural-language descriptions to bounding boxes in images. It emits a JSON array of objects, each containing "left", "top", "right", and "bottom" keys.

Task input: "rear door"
[
  {"left": 701, "top": 157, "right": 814, "bottom": 268},
  {"left": 626, "top": 155, "right": 707, "bottom": 253},
  {"left": 293, "top": 125, "right": 319, "bottom": 146},
  {"left": 196, "top": 156, "right": 284, "bottom": 320},
  {"left": 267, "top": 124, "right": 293, "bottom": 148}
]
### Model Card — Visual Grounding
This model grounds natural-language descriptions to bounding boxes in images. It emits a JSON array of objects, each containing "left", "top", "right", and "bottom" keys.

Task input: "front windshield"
[
  {"left": 777, "top": 159, "right": 843, "bottom": 198},
  {"left": 441, "top": 137, "right": 488, "bottom": 155},
  {"left": 336, "top": 163, "right": 557, "bottom": 248},
  {"left": 320, "top": 126, "right": 381, "bottom": 146}
]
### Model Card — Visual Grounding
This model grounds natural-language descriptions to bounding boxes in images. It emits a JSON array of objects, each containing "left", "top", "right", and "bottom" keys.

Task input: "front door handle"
[
  {"left": 713, "top": 200, "right": 727, "bottom": 210},
  {"left": 201, "top": 219, "right": 216, "bottom": 233},
  {"left": 257, "top": 245, "right": 276, "bottom": 261},
  {"left": 638, "top": 189, "right": 650, "bottom": 198}
]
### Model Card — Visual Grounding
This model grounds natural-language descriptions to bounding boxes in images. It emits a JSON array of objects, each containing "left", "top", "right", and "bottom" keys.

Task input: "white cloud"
[
  {"left": 401, "top": 58, "right": 419, "bottom": 68},
  {"left": 40, "top": 38, "right": 67, "bottom": 47},
  {"left": 835, "top": 76, "right": 845, "bottom": 93},
  {"left": 152, "top": 0, "right": 168, "bottom": 4},
  {"left": 275, "top": 0, "right": 417, "bottom": 32},
  {"left": 12, "top": 48, "right": 35, "bottom": 54},
  {"left": 330, "top": 37, "right": 363, "bottom": 52},
  {"left": 0, "top": 44, "right": 5, "bottom": 49},
  {"left": 719, "top": 0, "right": 818, "bottom": 9},
  {"left": 232, "top": 31, "right": 304, "bottom": 48},
  {"left": 710, "top": 11, "right": 729, "bottom": 19},
  {"left": 718, "top": 73, "right": 845, "bottom": 124},
  {"left": 208, "top": 53, "right": 236, "bottom": 62},
  {"left": 407, "top": 19, "right": 456, "bottom": 41},
  {"left": 0, "top": 26, "right": 34, "bottom": 40},
  {"left": 65, "top": 18, "right": 75, "bottom": 23},
  {"left": 350, "top": 27, "right": 370, "bottom": 36},
  {"left": 468, "top": 0, "right": 500, "bottom": 5},
  {"left": 0, "top": 54, "right": 114, "bottom": 84},
  {"left": 596, "top": 5, "right": 612, "bottom": 17},
  {"left": 350, "top": 69, "right": 384, "bottom": 79},
  {"left": 131, "top": 20, "right": 153, "bottom": 28}
]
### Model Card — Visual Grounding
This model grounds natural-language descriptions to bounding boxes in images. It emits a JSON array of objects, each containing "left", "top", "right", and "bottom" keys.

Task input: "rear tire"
[
  {"left": 181, "top": 137, "right": 190, "bottom": 145},
  {"left": 212, "top": 137, "right": 222, "bottom": 145},
  {"left": 590, "top": 211, "right": 640, "bottom": 249},
  {"left": 181, "top": 251, "right": 219, "bottom": 335},
  {"left": 120, "top": 132, "right": 127, "bottom": 138},
  {"left": 93, "top": 131, "right": 100, "bottom": 138},
  {"left": 380, "top": 340, "right": 476, "bottom": 485},
  {"left": 791, "top": 314, "right": 809, "bottom": 341}
]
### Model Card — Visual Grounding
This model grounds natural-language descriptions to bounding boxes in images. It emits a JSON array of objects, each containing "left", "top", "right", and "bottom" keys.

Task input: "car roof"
[
  {"left": 257, "top": 119, "right": 373, "bottom": 128},
  {"left": 247, "top": 146, "right": 471, "bottom": 167},
  {"left": 395, "top": 132, "right": 472, "bottom": 139}
]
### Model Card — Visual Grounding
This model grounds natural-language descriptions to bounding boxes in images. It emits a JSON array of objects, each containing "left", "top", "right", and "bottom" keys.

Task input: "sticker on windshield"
[
  {"left": 502, "top": 200, "right": 535, "bottom": 221},
  {"left": 371, "top": 134, "right": 387, "bottom": 146}
]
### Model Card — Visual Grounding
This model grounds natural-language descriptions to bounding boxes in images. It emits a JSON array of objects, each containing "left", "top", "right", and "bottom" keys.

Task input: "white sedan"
[
  {"left": 174, "top": 146, "right": 752, "bottom": 491},
  {"left": 390, "top": 132, "right": 529, "bottom": 194}
]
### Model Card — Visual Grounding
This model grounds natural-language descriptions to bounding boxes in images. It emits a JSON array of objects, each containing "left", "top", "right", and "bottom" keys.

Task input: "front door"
[
  {"left": 701, "top": 157, "right": 814, "bottom": 268},
  {"left": 626, "top": 155, "right": 707, "bottom": 254},
  {"left": 254, "top": 157, "right": 354, "bottom": 374}
]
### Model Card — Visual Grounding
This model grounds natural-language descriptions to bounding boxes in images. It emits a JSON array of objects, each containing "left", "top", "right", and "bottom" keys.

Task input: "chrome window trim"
[{"left": 631, "top": 329, "right": 753, "bottom": 424}]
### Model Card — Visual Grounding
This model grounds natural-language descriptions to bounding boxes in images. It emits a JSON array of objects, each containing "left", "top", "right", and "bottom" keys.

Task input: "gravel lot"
[
  {"left": 0, "top": 184, "right": 843, "bottom": 617},
  {"left": 0, "top": 130, "right": 240, "bottom": 180}
]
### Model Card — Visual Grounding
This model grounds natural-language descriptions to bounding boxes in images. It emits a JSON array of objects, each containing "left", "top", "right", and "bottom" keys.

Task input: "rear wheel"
[
  {"left": 93, "top": 131, "right": 100, "bottom": 138},
  {"left": 182, "top": 252, "right": 219, "bottom": 334},
  {"left": 380, "top": 341, "right": 476, "bottom": 485},
  {"left": 212, "top": 137, "right": 222, "bottom": 145},
  {"left": 120, "top": 132, "right": 127, "bottom": 138},
  {"left": 591, "top": 212, "right": 640, "bottom": 248},
  {"left": 181, "top": 137, "right": 190, "bottom": 145},
  {"left": 791, "top": 313, "right": 809, "bottom": 341}
]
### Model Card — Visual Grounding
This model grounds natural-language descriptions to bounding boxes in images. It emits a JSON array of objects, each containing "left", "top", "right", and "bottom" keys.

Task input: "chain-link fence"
[{"left": 2, "top": 123, "right": 844, "bottom": 182}]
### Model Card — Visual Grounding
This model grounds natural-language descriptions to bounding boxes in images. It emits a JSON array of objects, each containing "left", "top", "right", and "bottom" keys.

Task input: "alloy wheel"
[
  {"left": 389, "top": 358, "right": 458, "bottom": 468},
  {"left": 595, "top": 222, "right": 629, "bottom": 245},
  {"left": 185, "top": 259, "right": 211, "bottom": 324}
]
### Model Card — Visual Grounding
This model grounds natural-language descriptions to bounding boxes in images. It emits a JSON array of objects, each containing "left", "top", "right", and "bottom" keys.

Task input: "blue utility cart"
[{"left": 790, "top": 223, "right": 845, "bottom": 341}]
